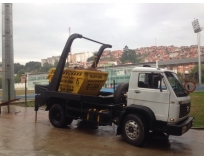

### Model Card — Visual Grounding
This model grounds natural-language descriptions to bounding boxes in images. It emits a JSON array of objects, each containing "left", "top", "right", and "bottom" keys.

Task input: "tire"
[
  {"left": 122, "top": 114, "right": 148, "bottom": 147},
  {"left": 113, "top": 82, "right": 129, "bottom": 105},
  {"left": 49, "top": 104, "right": 67, "bottom": 128}
]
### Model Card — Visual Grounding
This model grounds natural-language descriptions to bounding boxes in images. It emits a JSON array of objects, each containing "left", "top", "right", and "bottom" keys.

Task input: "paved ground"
[{"left": 0, "top": 105, "right": 204, "bottom": 156}]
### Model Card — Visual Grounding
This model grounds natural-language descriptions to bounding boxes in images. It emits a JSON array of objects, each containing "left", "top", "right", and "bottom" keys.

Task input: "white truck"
[{"left": 35, "top": 33, "right": 194, "bottom": 147}]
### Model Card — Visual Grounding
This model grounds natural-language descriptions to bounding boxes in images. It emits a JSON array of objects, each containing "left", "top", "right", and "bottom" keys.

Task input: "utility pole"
[{"left": 2, "top": 3, "right": 16, "bottom": 102}]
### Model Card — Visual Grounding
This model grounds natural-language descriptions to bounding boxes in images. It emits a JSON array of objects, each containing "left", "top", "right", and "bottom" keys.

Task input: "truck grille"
[{"left": 179, "top": 103, "right": 191, "bottom": 118}]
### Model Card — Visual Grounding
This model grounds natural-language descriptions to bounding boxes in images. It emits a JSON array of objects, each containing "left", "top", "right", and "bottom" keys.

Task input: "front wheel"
[
  {"left": 49, "top": 104, "right": 67, "bottom": 128},
  {"left": 122, "top": 114, "right": 148, "bottom": 147}
]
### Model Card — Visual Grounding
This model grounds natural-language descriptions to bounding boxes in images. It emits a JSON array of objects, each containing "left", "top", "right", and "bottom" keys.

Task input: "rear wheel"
[
  {"left": 49, "top": 104, "right": 67, "bottom": 128},
  {"left": 122, "top": 114, "right": 148, "bottom": 147}
]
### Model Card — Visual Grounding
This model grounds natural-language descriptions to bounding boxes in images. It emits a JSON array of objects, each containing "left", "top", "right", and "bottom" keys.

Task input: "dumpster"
[{"left": 47, "top": 68, "right": 108, "bottom": 96}]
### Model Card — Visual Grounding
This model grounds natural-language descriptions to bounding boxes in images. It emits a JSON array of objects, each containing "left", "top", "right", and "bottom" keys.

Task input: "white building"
[
  {"left": 26, "top": 73, "right": 49, "bottom": 90},
  {"left": 75, "top": 52, "right": 93, "bottom": 63},
  {"left": 41, "top": 52, "right": 93, "bottom": 67},
  {"left": 41, "top": 56, "right": 61, "bottom": 67}
]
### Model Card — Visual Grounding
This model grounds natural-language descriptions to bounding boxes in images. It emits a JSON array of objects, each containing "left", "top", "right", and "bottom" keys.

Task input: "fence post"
[{"left": 25, "top": 75, "right": 27, "bottom": 106}]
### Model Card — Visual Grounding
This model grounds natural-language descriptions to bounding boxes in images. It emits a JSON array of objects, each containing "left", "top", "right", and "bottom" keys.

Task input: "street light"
[{"left": 191, "top": 19, "right": 203, "bottom": 85}]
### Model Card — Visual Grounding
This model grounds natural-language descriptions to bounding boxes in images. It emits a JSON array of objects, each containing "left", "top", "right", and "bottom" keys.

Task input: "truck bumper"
[{"left": 166, "top": 117, "right": 194, "bottom": 136}]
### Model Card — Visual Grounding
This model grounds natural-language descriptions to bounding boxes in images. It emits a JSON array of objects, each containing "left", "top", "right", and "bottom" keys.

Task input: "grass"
[
  {"left": 13, "top": 91, "right": 204, "bottom": 128},
  {"left": 17, "top": 101, "right": 35, "bottom": 107},
  {"left": 189, "top": 92, "right": 204, "bottom": 128}
]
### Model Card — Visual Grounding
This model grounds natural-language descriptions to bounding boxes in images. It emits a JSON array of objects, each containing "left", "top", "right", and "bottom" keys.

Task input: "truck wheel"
[
  {"left": 122, "top": 114, "right": 148, "bottom": 147},
  {"left": 113, "top": 82, "right": 128, "bottom": 105},
  {"left": 49, "top": 104, "right": 66, "bottom": 128}
]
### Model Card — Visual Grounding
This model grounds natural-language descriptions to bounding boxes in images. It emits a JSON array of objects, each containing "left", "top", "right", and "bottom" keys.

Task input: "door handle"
[{"left": 134, "top": 90, "right": 141, "bottom": 93}]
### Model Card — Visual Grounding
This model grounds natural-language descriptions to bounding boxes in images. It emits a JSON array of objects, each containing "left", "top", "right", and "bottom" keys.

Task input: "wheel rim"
[{"left": 125, "top": 120, "right": 139, "bottom": 140}]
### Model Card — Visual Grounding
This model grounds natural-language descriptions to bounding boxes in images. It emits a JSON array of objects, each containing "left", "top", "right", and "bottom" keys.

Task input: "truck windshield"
[{"left": 165, "top": 72, "right": 188, "bottom": 97}]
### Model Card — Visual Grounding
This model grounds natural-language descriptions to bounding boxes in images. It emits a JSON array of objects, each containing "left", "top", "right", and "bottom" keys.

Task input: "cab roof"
[{"left": 132, "top": 66, "right": 172, "bottom": 73}]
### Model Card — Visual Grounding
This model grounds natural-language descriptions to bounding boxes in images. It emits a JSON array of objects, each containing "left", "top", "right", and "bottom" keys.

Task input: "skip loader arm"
[{"left": 35, "top": 33, "right": 112, "bottom": 113}]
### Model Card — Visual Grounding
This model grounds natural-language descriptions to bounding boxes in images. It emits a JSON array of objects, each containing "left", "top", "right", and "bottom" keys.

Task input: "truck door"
[{"left": 128, "top": 72, "right": 170, "bottom": 122}]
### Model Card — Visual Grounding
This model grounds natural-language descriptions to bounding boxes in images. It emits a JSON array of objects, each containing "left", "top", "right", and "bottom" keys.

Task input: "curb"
[{"left": 191, "top": 127, "right": 204, "bottom": 129}]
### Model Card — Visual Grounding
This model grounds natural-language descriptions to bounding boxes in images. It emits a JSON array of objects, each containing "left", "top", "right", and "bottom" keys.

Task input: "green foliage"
[
  {"left": 25, "top": 61, "right": 41, "bottom": 73},
  {"left": 177, "top": 72, "right": 185, "bottom": 83},
  {"left": 189, "top": 92, "right": 204, "bottom": 127},
  {"left": 188, "top": 64, "right": 204, "bottom": 84},
  {"left": 14, "top": 61, "right": 42, "bottom": 75},
  {"left": 39, "top": 62, "right": 53, "bottom": 72},
  {"left": 14, "top": 75, "right": 21, "bottom": 83},
  {"left": 0, "top": 61, "right": 56, "bottom": 86},
  {"left": 14, "top": 63, "right": 24, "bottom": 74},
  {"left": 54, "top": 60, "right": 59, "bottom": 67},
  {"left": 87, "top": 52, "right": 95, "bottom": 62},
  {"left": 87, "top": 56, "right": 95, "bottom": 62},
  {"left": 17, "top": 69, "right": 25, "bottom": 76},
  {"left": 120, "top": 46, "right": 140, "bottom": 64}
]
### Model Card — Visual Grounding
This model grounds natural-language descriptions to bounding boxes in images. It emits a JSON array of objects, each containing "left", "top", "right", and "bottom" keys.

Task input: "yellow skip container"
[{"left": 47, "top": 68, "right": 108, "bottom": 96}]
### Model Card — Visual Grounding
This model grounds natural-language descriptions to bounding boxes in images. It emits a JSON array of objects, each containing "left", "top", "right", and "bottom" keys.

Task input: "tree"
[
  {"left": 120, "top": 46, "right": 138, "bottom": 64},
  {"left": 40, "top": 62, "right": 53, "bottom": 72},
  {"left": 25, "top": 61, "right": 41, "bottom": 72},
  {"left": 54, "top": 60, "right": 59, "bottom": 67},
  {"left": 14, "top": 63, "right": 24, "bottom": 74},
  {"left": 177, "top": 72, "right": 185, "bottom": 83},
  {"left": 87, "top": 52, "right": 96, "bottom": 62},
  {"left": 17, "top": 69, "right": 25, "bottom": 76},
  {"left": 188, "top": 64, "right": 204, "bottom": 84},
  {"left": 14, "top": 75, "right": 21, "bottom": 83}
]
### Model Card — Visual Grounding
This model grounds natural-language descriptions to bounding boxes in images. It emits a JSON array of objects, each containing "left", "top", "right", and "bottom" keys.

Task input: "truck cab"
[
  {"left": 115, "top": 66, "right": 194, "bottom": 146},
  {"left": 128, "top": 66, "right": 191, "bottom": 125}
]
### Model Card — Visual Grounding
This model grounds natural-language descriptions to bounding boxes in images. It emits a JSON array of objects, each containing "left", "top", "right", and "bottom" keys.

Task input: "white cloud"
[{"left": 0, "top": 3, "right": 204, "bottom": 65}]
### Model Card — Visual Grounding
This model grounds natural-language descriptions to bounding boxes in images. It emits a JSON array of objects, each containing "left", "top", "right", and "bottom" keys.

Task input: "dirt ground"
[{"left": 0, "top": 105, "right": 204, "bottom": 156}]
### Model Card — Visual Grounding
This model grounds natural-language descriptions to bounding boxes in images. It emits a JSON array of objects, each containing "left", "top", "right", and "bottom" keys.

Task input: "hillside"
[{"left": 99, "top": 45, "right": 204, "bottom": 65}]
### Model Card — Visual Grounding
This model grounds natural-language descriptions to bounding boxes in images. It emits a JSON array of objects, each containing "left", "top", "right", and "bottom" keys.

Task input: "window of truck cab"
[
  {"left": 138, "top": 73, "right": 167, "bottom": 90},
  {"left": 165, "top": 71, "right": 188, "bottom": 97}
]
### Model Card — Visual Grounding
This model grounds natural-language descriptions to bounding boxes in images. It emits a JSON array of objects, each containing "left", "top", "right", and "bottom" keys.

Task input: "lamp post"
[{"left": 192, "top": 19, "right": 203, "bottom": 85}]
